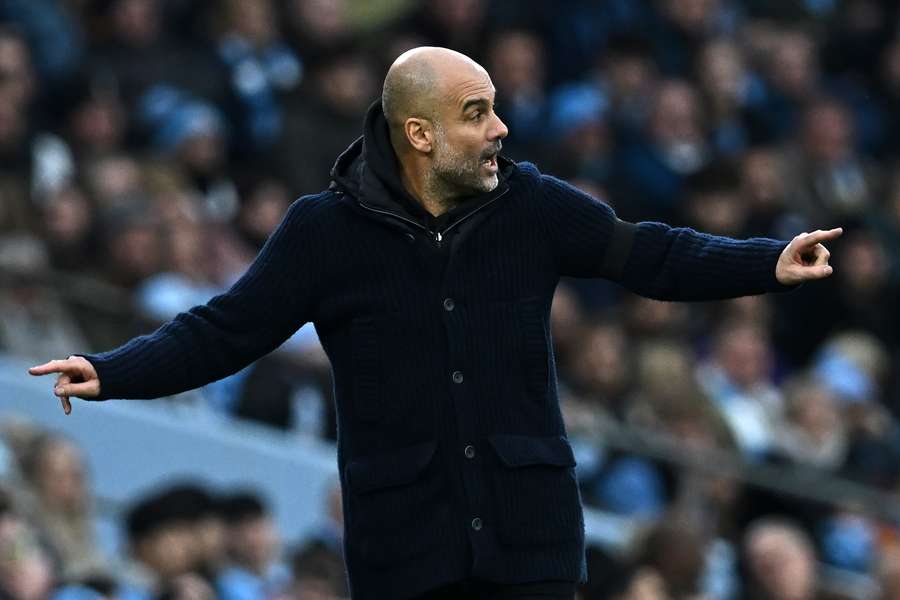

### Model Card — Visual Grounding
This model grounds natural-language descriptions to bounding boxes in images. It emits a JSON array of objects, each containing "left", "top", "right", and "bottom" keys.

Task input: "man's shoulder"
[
  {"left": 285, "top": 189, "right": 353, "bottom": 225},
  {"left": 506, "top": 159, "right": 541, "bottom": 184},
  {"left": 502, "top": 160, "right": 544, "bottom": 201}
]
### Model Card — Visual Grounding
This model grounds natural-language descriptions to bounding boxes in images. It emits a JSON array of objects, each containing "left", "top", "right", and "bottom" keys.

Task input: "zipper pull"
[{"left": 434, "top": 231, "right": 443, "bottom": 247}]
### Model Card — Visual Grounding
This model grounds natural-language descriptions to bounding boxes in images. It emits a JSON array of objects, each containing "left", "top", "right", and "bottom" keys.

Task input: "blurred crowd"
[
  {"left": 0, "top": 420, "right": 349, "bottom": 600},
  {"left": 3, "top": 0, "right": 900, "bottom": 598}
]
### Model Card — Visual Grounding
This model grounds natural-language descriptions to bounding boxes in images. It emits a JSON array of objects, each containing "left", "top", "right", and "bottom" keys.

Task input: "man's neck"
[{"left": 399, "top": 161, "right": 457, "bottom": 217}]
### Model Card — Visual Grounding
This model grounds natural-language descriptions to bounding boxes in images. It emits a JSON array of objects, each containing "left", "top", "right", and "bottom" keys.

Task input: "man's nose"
[{"left": 490, "top": 114, "right": 509, "bottom": 140}]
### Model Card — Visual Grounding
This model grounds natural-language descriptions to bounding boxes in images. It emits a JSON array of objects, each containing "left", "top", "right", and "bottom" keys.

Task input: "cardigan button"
[
  {"left": 451, "top": 371, "right": 464, "bottom": 384},
  {"left": 464, "top": 445, "right": 475, "bottom": 459},
  {"left": 471, "top": 517, "right": 483, "bottom": 531},
  {"left": 443, "top": 297, "right": 455, "bottom": 311}
]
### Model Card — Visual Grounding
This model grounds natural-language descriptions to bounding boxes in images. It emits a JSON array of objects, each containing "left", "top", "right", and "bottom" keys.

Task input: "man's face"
[{"left": 430, "top": 69, "right": 508, "bottom": 196}]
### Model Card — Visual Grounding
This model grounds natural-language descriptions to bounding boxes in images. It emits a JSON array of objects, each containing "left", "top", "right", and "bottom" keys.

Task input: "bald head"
[
  {"left": 382, "top": 46, "right": 487, "bottom": 134},
  {"left": 380, "top": 46, "right": 508, "bottom": 207}
]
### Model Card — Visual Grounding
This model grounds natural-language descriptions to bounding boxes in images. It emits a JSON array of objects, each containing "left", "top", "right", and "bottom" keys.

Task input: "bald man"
[{"left": 31, "top": 48, "right": 840, "bottom": 599}]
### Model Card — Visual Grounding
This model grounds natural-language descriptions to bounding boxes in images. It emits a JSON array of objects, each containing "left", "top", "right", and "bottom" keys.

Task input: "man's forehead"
[{"left": 445, "top": 71, "right": 495, "bottom": 109}]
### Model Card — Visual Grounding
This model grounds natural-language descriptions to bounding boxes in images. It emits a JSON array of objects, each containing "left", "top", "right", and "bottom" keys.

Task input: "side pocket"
[
  {"left": 344, "top": 441, "right": 449, "bottom": 566},
  {"left": 488, "top": 434, "right": 584, "bottom": 547},
  {"left": 351, "top": 316, "right": 382, "bottom": 422},
  {"left": 517, "top": 297, "right": 550, "bottom": 399}
]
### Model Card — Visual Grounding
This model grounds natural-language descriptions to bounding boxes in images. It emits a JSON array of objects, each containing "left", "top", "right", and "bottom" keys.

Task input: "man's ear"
[{"left": 405, "top": 117, "right": 433, "bottom": 153}]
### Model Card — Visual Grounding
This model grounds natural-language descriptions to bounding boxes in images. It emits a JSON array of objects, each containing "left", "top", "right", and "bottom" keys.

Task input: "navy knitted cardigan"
[{"left": 80, "top": 103, "right": 792, "bottom": 599}]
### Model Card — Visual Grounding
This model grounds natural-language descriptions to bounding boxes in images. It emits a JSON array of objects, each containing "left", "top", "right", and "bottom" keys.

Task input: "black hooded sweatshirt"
[{"left": 81, "top": 102, "right": 792, "bottom": 600}]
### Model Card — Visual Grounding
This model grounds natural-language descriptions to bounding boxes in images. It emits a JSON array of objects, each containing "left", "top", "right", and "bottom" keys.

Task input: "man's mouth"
[{"left": 481, "top": 147, "right": 500, "bottom": 172}]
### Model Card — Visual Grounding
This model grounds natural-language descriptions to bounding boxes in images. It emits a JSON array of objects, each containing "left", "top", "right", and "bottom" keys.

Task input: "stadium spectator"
[
  {"left": 213, "top": 0, "right": 302, "bottom": 153},
  {"left": 484, "top": 29, "right": 549, "bottom": 162},
  {"left": 120, "top": 486, "right": 205, "bottom": 599},
  {"left": 273, "top": 46, "right": 377, "bottom": 196},
  {"left": 696, "top": 319, "right": 783, "bottom": 460},
  {"left": 614, "top": 78, "right": 709, "bottom": 222},
  {"left": 17, "top": 431, "right": 106, "bottom": 579},
  {"left": 217, "top": 491, "right": 289, "bottom": 600},
  {"left": 775, "top": 375, "right": 847, "bottom": 470},
  {"left": 741, "top": 518, "right": 819, "bottom": 600},
  {"left": 0, "top": 503, "right": 55, "bottom": 600},
  {"left": 0, "top": 235, "right": 89, "bottom": 361}
]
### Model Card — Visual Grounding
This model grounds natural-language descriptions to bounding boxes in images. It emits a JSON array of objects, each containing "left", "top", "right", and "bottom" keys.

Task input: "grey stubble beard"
[{"left": 426, "top": 121, "right": 499, "bottom": 208}]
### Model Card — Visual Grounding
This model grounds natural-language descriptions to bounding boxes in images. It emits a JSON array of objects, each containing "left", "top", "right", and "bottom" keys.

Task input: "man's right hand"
[{"left": 28, "top": 356, "right": 101, "bottom": 415}]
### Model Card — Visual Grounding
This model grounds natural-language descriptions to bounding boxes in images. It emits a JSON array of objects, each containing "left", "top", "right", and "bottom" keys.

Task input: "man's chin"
[{"left": 480, "top": 174, "right": 499, "bottom": 192}]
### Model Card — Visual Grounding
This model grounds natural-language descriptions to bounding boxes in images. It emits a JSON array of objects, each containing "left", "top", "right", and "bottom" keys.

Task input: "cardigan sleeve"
[
  {"left": 76, "top": 196, "right": 323, "bottom": 400},
  {"left": 538, "top": 174, "right": 795, "bottom": 300}
]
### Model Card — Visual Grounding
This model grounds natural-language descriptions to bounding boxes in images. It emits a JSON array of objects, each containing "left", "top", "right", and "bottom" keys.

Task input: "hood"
[{"left": 330, "top": 100, "right": 516, "bottom": 229}]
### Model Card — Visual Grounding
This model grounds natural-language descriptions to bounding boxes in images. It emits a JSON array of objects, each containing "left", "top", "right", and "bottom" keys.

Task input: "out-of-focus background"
[{"left": 1, "top": 0, "right": 900, "bottom": 598}]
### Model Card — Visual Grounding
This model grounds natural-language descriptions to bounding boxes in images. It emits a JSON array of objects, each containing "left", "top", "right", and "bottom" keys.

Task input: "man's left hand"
[{"left": 776, "top": 228, "right": 843, "bottom": 286}]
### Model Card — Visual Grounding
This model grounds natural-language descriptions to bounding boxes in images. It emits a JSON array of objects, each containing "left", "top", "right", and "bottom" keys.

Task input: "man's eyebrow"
[{"left": 461, "top": 97, "right": 491, "bottom": 113}]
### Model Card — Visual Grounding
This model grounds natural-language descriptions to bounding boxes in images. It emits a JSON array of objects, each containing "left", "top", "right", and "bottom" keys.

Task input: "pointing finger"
[
  {"left": 29, "top": 359, "right": 71, "bottom": 376},
  {"left": 801, "top": 227, "right": 843, "bottom": 248}
]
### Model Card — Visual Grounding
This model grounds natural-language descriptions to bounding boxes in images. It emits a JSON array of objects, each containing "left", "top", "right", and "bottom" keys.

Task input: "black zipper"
[{"left": 358, "top": 186, "right": 509, "bottom": 248}]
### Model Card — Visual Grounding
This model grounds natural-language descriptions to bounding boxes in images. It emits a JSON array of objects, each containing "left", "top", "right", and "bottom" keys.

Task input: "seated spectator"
[
  {"left": 56, "top": 73, "right": 129, "bottom": 160},
  {"left": 0, "top": 493, "right": 54, "bottom": 600},
  {"left": 0, "top": 235, "right": 90, "bottom": 361},
  {"left": 696, "top": 319, "right": 784, "bottom": 461},
  {"left": 290, "top": 541, "right": 347, "bottom": 600},
  {"left": 35, "top": 182, "right": 98, "bottom": 274},
  {"left": 695, "top": 37, "right": 766, "bottom": 158},
  {"left": 213, "top": 0, "right": 302, "bottom": 153},
  {"left": 564, "top": 319, "right": 634, "bottom": 434},
  {"left": 233, "top": 175, "right": 292, "bottom": 251},
  {"left": 17, "top": 431, "right": 106, "bottom": 579},
  {"left": 157, "top": 484, "right": 228, "bottom": 582},
  {"left": 775, "top": 376, "right": 847, "bottom": 470},
  {"left": 0, "top": 27, "right": 75, "bottom": 204},
  {"left": 485, "top": 29, "right": 549, "bottom": 162},
  {"left": 613, "top": 79, "right": 710, "bottom": 222},
  {"left": 740, "top": 518, "right": 819, "bottom": 600},
  {"left": 739, "top": 146, "right": 803, "bottom": 240},
  {"left": 120, "top": 486, "right": 205, "bottom": 600},
  {"left": 273, "top": 45, "right": 377, "bottom": 196},
  {"left": 778, "top": 99, "right": 882, "bottom": 222},
  {"left": 283, "top": 0, "right": 354, "bottom": 67},
  {"left": 138, "top": 87, "right": 239, "bottom": 223},
  {"left": 632, "top": 514, "right": 711, "bottom": 598},
  {"left": 681, "top": 161, "right": 749, "bottom": 236},
  {"left": 216, "top": 491, "right": 290, "bottom": 600}
]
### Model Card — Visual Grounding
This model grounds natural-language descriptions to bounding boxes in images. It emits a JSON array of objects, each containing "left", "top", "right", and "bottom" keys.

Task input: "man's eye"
[{"left": 471, "top": 111, "right": 483, "bottom": 121}]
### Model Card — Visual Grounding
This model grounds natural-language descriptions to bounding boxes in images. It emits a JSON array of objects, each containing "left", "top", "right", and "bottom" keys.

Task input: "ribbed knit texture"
[{"left": 78, "top": 161, "right": 791, "bottom": 600}]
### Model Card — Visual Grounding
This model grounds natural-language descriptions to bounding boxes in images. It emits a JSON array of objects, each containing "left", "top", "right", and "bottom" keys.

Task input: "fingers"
[
  {"left": 28, "top": 359, "right": 69, "bottom": 376},
  {"left": 55, "top": 374, "right": 72, "bottom": 415},
  {"left": 799, "top": 228, "right": 843, "bottom": 248},
  {"left": 790, "top": 263, "right": 833, "bottom": 282},
  {"left": 811, "top": 243, "right": 831, "bottom": 267},
  {"left": 54, "top": 380, "right": 99, "bottom": 399}
]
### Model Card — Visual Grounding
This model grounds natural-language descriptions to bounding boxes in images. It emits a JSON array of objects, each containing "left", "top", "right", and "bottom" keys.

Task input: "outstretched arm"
[
  {"left": 537, "top": 175, "right": 838, "bottom": 300},
  {"left": 29, "top": 196, "right": 325, "bottom": 410}
]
